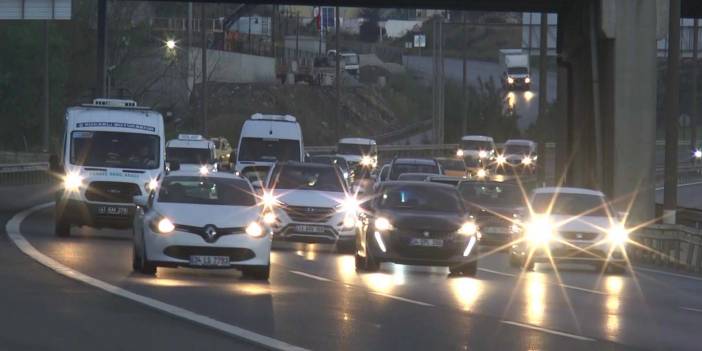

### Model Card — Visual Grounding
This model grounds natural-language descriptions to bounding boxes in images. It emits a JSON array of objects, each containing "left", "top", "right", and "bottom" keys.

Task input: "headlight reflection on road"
[
  {"left": 603, "top": 276, "right": 623, "bottom": 338},
  {"left": 449, "top": 277, "right": 483, "bottom": 312},
  {"left": 336, "top": 255, "right": 357, "bottom": 282},
  {"left": 525, "top": 275, "right": 547, "bottom": 325}
]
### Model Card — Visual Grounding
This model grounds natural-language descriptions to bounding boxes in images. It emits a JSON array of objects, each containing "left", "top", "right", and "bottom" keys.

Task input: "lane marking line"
[
  {"left": 479, "top": 268, "right": 605, "bottom": 295},
  {"left": 5, "top": 203, "right": 309, "bottom": 351},
  {"left": 680, "top": 307, "right": 702, "bottom": 313},
  {"left": 501, "top": 321, "right": 595, "bottom": 342},
  {"left": 289, "top": 270, "right": 332, "bottom": 282},
  {"left": 368, "top": 291, "right": 435, "bottom": 307},
  {"left": 636, "top": 267, "right": 702, "bottom": 282},
  {"left": 655, "top": 180, "right": 702, "bottom": 191}
]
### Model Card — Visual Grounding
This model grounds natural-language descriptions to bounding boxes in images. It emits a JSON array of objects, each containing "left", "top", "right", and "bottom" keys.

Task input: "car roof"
[
  {"left": 393, "top": 158, "right": 437, "bottom": 165},
  {"left": 398, "top": 172, "right": 437, "bottom": 179},
  {"left": 505, "top": 139, "right": 536, "bottom": 146},
  {"left": 379, "top": 180, "right": 458, "bottom": 190},
  {"left": 461, "top": 135, "right": 493, "bottom": 142},
  {"left": 459, "top": 180, "right": 519, "bottom": 187},
  {"left": 533, "top": 187, "right": 605, "bottom": 197},
  {"left": 165, "top": 170, "right": 244, "bottom": 180},
  {"left": 338, "top": 137, "right": 376, "bottom": 145},
  {"left": 428, "top": 175, "right": 462, "bottom": 181},
  {"left": 276, "top": 161, "right": 335, "bottom": 169}
]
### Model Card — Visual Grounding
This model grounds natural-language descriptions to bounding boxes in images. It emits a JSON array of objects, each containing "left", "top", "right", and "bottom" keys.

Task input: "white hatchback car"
[
  {"left": 264, "top": 162, "right": 359, "bottom": 253},
  {"left": 510, "top": 187, "right": 629, "bottom": 273},
  {"left": 132, "top": 170, "right": 272, "bottom": 279}
]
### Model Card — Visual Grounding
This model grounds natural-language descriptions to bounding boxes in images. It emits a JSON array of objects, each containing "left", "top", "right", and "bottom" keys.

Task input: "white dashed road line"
[
  {"left": 501, "top": 321, "right": 596, "bottom": 342},
  {"left": 636, "top": 267, "right": 702, "bottom": 282},
  {"left": 478, "top": 268, "right": 516, "bottom": 277},
  {"left": 368, "top": 291, "right": 435, "bottom": 307},
  {"left": 680, "top": 307, "right": 702, "bottom": 313},
  {"left": 5, "top": 203, "right": 309, "bottom": 351},
  {"left": 479, "top": 268, "right": 605, "bottom": 295},
  {"left": 289, "top": 270, "right": 333, "bottom": 282}
]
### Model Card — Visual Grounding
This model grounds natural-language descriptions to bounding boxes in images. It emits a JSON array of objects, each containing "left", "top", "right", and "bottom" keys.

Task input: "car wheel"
[
  {"left": 132, "top": 244, "right": 142, "bottom": 272},
  {"left": 450, "top": 261, "right": 477, "bottom": 276},
  {"left": 138, "top": 243, "right": 157, "bottom": 275},
  {"left": 355, "top": 253, "right": 365, "bottom": 271},
  {"left": 336, "top": 240, "right": 356, "bottom": 254},
  {"left": 242, "top": 265, "right": 270, "bottom": 280},
  {"left": 55, "top": 209, "right": 71, "bottom": 238},
  {"left": 364, "top": 251, "right": 380, "bottom": 272}
]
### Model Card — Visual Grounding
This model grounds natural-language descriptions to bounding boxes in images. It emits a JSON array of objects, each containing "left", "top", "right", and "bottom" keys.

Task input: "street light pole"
[
  {"left": 96, "top": 0, "right": 107, "bottom": 97},
  {"left": 691, "top": 19, "right": 699, "bottom": 153},
  {"left": 201, "top": 3, "right": 208, "bottom": 135},
  {"left": 42, "top": 20, "right": 49, "bottom": 152},
  {"left": 335, "top": 6, "right": 341, "bottom": 140},
  {"left": 537, "top": 13, "right": 548, "bottom": 185},
  {"left": 663, "top": 0, "right": 681, "bottom": 223}
]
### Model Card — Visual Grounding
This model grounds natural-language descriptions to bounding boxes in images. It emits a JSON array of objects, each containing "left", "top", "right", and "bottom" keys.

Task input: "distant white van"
[
  {"left": 234, "top": 114, "right": 304, "bottom": 184},
  {"left": 336, "top": 137, "right": 378, "bottom": 170},
  {"left": 53, "top": 99, "right": 165, "bottom": 236},
  {"left": 165, "top": 134, "right": 216, "bottom": 173}
]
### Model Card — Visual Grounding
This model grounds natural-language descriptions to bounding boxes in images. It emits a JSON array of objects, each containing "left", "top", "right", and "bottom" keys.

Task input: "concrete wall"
[{"left": 188, "top": 49, "right": 276, "bottom": 89}]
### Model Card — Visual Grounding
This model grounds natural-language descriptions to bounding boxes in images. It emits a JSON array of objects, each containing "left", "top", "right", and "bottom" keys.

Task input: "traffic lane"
[
  {"left": 655, "top": 181, "right": 702, "bottom": 209},
  {"left": 19, "top": 208, "right": 634, "bottom": 351},
  {"left": 0, "top": 212, "right": 261, "bottom": 351},
  {"left": 272, "top": 243, "right": 702, "bottom": 351}
]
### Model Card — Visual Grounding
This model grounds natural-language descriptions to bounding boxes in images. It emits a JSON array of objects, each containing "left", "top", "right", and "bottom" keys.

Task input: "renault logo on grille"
[
  {"left": 107, "top": 188, "right": 121, "bottom": 194},
  {"left": 576, "top": 233, "right": 583, "bottom": 239},
  {"left": 303, "top": 207, "right": 317, "bottom": 213},
  {"left": 204, "top": 225, "right": 217, "bottom": 240},
  {"left": 423, "top": 231, "right": 430, "bottom": 237}
]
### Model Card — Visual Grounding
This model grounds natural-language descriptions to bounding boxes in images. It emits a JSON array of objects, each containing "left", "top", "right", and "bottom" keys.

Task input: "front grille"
[
  {"left": 284, "top": 206, "right": 335, "bottom": 223},
  {"left": 85, "top": 181, "right": 141, "bottom": 203},
  {"left": 560, "top": 232, "right": 599, "bottom": 241},
  {"left": 174, "top": 224, "right": 245, "bottom": 243},
  {"left": 163, "top": 246, "right": 255, "bottom": 262},
  {"left": 477, "top": 212, "right": 510, "bottom": 227}
]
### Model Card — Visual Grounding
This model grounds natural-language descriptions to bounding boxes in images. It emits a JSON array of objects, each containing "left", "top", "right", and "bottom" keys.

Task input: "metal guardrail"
[
  {"left": 633, "top": 224, "right": 702, "bottom": 273},
  {"left": 0, "top": 162, "right": 52, "bottom": 186}
]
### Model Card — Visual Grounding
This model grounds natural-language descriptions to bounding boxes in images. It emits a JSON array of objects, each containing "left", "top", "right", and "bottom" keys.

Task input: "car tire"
[
  {"left": 336, "top": 240, "right": 356, "bottom": 254},
  {"left": 137, "top": 244, "right": 157, "bottom": 275},
  {"left": 132, "top": 245, "right": 142, "bottom": 272},
  {"left": 242, "top": 265, "right": 270, "bottom": 280},
  {"left": 450, "top": 261, "right": 477, "bottom": 276},
  {"left": 55, "top": 210, "right": 71, "bottom": 238},
  {"left": 354, "top": 253, "right": 365, "bottom": 271},
  {"left": 364, "top": 251, "right": 380, "bottom": 272}
]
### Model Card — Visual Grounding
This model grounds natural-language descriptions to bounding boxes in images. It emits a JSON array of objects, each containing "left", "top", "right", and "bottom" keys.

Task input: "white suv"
[{"left": 264, "top": 162, "right": 359, "bottom": 253}]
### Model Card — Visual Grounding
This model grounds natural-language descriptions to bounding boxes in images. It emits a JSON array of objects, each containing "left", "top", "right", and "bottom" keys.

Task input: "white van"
[
  {"left": 166, "top": 134, "right": 216, "bottom": 173},
  {"left": 336, "top": 137, "right": 378, "bottom": 170},
  {"left": 234, "top": 114, "right": 304, "bottom": 185},
  {"left": 53, "top": 99, "right": 165, "bottom": 236}
]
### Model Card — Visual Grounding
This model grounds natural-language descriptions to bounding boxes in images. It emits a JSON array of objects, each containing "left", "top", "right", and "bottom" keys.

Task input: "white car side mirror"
[{"left": 133, "top": 195, "right": 149, "bottom": 208}]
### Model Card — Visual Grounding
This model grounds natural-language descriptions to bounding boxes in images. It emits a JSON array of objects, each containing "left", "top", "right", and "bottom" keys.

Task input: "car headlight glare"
[
  {"left": 526, "top": 216, "right": 553, "bottom": 244},
  {"left": 456, "top": 149, "right": 464, "bottom": 157},
  {"left": 246, "top": 222, "right": 265, "bottom": 238},
  {"left": 525, "top": 77, "right": 531, "bottom": 84},
  {"left": 360, "top": 155, "right": 374, "bottom": 167},
  {"left": 262, "top": 211, "right": 276, "bottom": 225},
  {"left": 478, "top": 150, "right": 488, "bottom": 159},
  {"left": 694, "top": 150, "right": 702, "bottom": 159},
  {"left": 261, "top": 191, "right": 279, "bottom": 208},
  {"left": 374, "top": 217, "right": 393, "bottom": 231},
  {"left": 146, "top": 179, "right": 158, "bottom": 191},
  {"left": 64, "top": 172, "right": 83, "bottom": 191},
  {"left": 458, "top": 221, "right": 478, "bottom": 236},
  {"left": 157, "top": 217, "right": 175, "bottom": 233},
  {"left": 343, "top": 215, "right": 357, "bottom": 229},
  {"left": 496, "top": 155, "right": 506, "bottom": 165},
  {"left": 608, "top": 224, "right": 629, "bottom": 244},
  {"left": 521, "top": 156, "right": 533, "bottom": 166},
  {"left": 507, "top": 77, "right": 514, "bottom": 84},
  {"left": 476, "top": 169, "right": 488, "bottom": 178},
  {"left": 338, "top": 195, "right": 361, "bottom": 215},
  {"left": 199, "top": 166, "right": 209, "bottom": 175}
]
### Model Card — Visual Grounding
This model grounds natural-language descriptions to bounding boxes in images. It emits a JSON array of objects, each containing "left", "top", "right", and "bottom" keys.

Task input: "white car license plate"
[
  {"left": 97, "top": 206, "right": 129, "bottom": 216},
  {"left": 409, "top": 238, "right": 444, "bottom": 247},
  {"left": 189, "top": 255, "right": 230, "bottom": 267},
  {"left": 294, "top": 225, "right": 326, "bottom": 234}
]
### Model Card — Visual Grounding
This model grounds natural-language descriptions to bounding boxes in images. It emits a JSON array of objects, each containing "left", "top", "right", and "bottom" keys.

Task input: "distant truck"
[
  {"left": 327, "top": 50, "right": 360, "bottom": 80},
  {"left": 499, "top": 49, "right": 531, "bottom": 91}
]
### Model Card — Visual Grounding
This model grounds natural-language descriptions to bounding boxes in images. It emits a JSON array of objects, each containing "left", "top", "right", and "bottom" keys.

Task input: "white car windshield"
[
  {"left": 531, "top": 193, "right": 609, "bottom": 217},
  {"left": 271, "top": 165, "right": 344, "bottom": 192},
  {"left": 158, "top": 177, "right": 255, "bottom": 206}
]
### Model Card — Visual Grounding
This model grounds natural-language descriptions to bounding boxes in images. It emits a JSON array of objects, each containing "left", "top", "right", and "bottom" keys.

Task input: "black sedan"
[{"left": 355, "top": 181, "right": 480, "bottom": 276}]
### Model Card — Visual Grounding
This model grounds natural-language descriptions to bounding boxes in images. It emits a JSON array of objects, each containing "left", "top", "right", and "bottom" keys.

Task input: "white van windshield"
[
  {"left": 166, "top": 147, "right": 213, "bottom": 164},
  {"left": 238, "top": 138, "right": 301, "bottom": 162},
  {"left": 337, "top": 143, "right": 373, "bottom": 156},
  {"left": 71, "top": 131, "right": 159, "bottom": 169}
]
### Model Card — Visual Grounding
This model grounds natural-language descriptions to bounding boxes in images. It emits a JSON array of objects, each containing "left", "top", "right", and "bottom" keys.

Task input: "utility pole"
[
  {"left": 692, "top": 19, "right": 699, "bottom": 152},
  {"left": 201, "top": 3, "right": 208, "bottom": 135},
  {"left": 432, "top": 17, "right": 438, "bottom": 143},
  {"left": 335, "top": 6, "right": 341, "bottom": 139},
  {"left": 663, "top": 0, "right": 681, "bottom": 224},
  {"left": 96, "top": 0, "right": 107, "bottom": 97},
  {"left": 42, "top": 21, "right": 49, "bottom": 152},
  {"left": 537, "top": 13, "right": 548, "bottom": 184},
  {"left": 187, "top": 3, "right": 192, "bottom": 80},
  {"left": 438, "top": 15, "right": 445, "bottom": 144},
  {"left": 295, "top": 11, "right": 300, "bottom": 59},
  {"left": 461, "top": 11, "right": 467, "bottom": 136}
]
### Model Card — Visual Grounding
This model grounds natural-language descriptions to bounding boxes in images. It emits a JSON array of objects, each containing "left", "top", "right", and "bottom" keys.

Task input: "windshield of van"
[
  {"left": 504, "top": 144, "right": 532, "bottom": 155},
  {"left": 166, "top": 147, "right": 213, "bottom": 164},
  {"left": 460, "top": 140, "right": 492, "bottom": 150},
  {"left": 507, "top": 67, "right": 529, "bottom": 75},
  {"left": 70, "top": 131, "right": 159, "bottom": 169},
  {"left": 238, "top": 137, "right": 301, "bottom": 162},
  {"left": 337, "top": 143, "right": 373, "bottom": 156},
  {"left": 342, "top": 55, "right": 359, "bottom": 65}
]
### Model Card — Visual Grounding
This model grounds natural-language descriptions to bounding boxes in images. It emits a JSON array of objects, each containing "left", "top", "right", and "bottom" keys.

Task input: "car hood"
[
  {"left": 155, "top": 203, "right": 260, "bottom": 227},
  {"left": 377, "top": 210, "right": 465, "bottom": 232},
  {"left": 273, "top": 190, "right": 344, "bottom": 208},
  {"left": 542, "top": 215, "right": 614, "bottom": 233},
  {"left": 470, "top": 205, "right": 521, "bottom": 217}
]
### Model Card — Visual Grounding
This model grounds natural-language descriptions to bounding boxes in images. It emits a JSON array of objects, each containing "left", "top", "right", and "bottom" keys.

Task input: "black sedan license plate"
[
  {"left": 189, "top": 255, "right": 230, "bottom": 267},
  {"left": 410, "top": 238, "right": 444, "bottom": 247},
  {"left": 97, "top": 206, "right": 129, "bottom": 216}
]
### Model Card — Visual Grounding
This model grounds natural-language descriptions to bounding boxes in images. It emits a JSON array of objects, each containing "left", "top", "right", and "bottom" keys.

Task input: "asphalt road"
[{"left": 11, "top": 205, "right": 702, "bottom": 351}]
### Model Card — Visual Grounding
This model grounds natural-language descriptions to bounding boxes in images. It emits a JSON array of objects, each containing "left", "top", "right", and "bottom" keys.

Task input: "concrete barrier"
[{"left": 633, "top": 224, "right": 702, "bottom": 273}]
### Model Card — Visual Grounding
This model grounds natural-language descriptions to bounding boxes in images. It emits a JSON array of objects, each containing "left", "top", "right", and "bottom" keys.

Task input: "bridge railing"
[{"left": 632, "top": 224, "right": 702, "bottom": 273}]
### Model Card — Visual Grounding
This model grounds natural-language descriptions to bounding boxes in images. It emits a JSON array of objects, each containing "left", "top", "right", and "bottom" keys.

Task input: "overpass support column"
[{"left": 558, "top": 0, "right": 659, "bottom": 223}]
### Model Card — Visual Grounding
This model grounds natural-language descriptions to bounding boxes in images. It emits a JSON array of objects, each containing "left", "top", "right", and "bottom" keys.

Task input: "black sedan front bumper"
[{"left": 368, "top": 230, "right": 479, "bottom": 267}]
